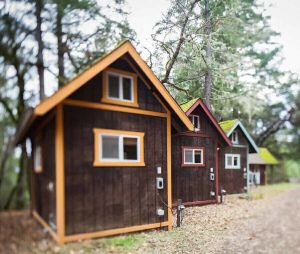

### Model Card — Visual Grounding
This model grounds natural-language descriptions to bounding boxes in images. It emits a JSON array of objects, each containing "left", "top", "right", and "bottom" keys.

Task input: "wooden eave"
[{"left": 14, "top": 41, "right": 193, "bottom": 144}]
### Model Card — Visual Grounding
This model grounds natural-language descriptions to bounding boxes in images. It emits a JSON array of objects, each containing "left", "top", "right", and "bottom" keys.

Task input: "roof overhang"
[{"left": 14, "top": 40, "right": 193, "bottom": 145}]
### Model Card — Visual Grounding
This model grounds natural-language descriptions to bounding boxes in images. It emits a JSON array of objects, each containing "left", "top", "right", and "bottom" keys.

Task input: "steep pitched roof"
[
  {"left": 219, "top": 119, "right": 259, "bottom": 153},
  {"left": 180, "top": 98, "right": 231, "bottom": 146},
  {"left": 219, "top": 119, "right": 238, "bottom": 135},
  {"left": 181, "top": 98, "right": 198, "bottom": 112},
  {"left": 15, "top": 40, "right": 193, "bottom": 144}
]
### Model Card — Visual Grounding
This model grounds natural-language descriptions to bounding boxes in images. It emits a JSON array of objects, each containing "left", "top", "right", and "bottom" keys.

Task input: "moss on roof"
[
  {"left": 180, "top": 98, "right": 198, "bottom": 112},
  {"left": 259, "top": 147, "right": 279, "bottom": 165},
  {"left": 219, "top": 119, "right": 238, "bottom": 134}
]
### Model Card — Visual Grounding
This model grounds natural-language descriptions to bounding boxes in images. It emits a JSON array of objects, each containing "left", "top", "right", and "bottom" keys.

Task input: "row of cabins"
[{"left": 14, "top": 41, "right": 279, "bottom": 244}]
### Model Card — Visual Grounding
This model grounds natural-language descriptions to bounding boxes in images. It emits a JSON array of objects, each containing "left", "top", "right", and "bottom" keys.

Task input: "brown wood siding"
[
  {"left": 69, "top": 58, "right": 165, "bottom": 113},
  {"left": 33, "top": 116, "right": 56, "bottom": 229},
  {"left": 172, "top": 135, "right": 217, "bottom": 204},
  {"left": 228, "top": 127, "right": 248, "bottom": 146},
  {"left": 218, "top": 146, "right": 247, "bottom": 194},
  {"left": 63, "top": 105, "right": 168, "bottom": 235}
]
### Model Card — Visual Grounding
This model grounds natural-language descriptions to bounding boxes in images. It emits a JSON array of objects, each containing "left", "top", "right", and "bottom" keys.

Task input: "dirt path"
[
  {"left": 0, "top": 184, "right": 299, "bottom": 254},
  {"left": 216, "top": 186, "right": 300, "bottom": 254}
]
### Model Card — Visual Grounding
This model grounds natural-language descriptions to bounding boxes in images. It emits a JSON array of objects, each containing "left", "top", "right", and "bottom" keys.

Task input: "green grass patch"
[{"left": 101, "top": 234, "right": 140, "bottom": 249}]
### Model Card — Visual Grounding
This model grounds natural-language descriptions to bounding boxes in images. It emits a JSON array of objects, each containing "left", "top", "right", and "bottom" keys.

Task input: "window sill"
[
  {"left": 101, "top": 97, "right": 139, "bottom": 108},
  {"left": 181, "top": 164, "right": 205, "bottom": 167},
  {"left": 93, "top": 161, "right": 146, "bottom": 167},
  {"left": 225, "top": 167, "right": 241, "bottom": 170}
]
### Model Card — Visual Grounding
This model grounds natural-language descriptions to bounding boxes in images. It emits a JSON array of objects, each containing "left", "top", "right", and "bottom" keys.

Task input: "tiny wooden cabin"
[
  {"left": 218, "top": 120, "right": 258, "bottom": 194},
  {"left": 14, "top": 41, "right": 194, "bottom": 244},
  {"left": 171, "top": 98, "right": 231, "bottom": 206},
  {"left": 249, "top": 147, "right": 279, "bottom": 185}
]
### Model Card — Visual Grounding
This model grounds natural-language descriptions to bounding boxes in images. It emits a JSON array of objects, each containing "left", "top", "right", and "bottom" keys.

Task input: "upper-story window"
[
  {"left": 189, "top": 114, "right": 200, "bottom": 131},
  {"left": 102, "top": 68, "right": 138, "bottom": 107},
  {"left": 231, "top": 131, "right": 238, "bottom": 144}
]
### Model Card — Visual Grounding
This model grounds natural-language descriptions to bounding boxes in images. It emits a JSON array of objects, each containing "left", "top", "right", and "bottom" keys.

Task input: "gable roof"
[
  {"left": 219, "top": 119, "right": 259, "bottom": 153},
  {"left": 180, "top": 98, "right": 231, "bottom": 146},
  {"left": 249, "top": 147, "right": 279, "bottom": 165},
  {"left": 15, "top": 41, "right": 194, "bottom": 144}
]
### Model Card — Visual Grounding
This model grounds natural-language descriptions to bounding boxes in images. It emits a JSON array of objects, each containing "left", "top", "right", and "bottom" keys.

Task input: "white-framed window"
[
  {"left": 231, "top": 131, "right": 238, "bottom": 144},
  {"left": 107, "top": 72, "right": 134, "bottom": 102},
  {"left": 225, "top": 154, "right": 240, "bottom": 169},
  {"left": 93, "top": 128, "right": 145, "bottom": 167},
  {"left": 182, "top": 147, "right": 204, "bottom": 166},
  {"left": 34, "top": 143, "right": 43, "bottom": 173},
  {"left": 188, "top": 115, "right": 200, "bottom": 131},
  {"left": 102, "top": 68, "right": 138, "bottom": 107}
]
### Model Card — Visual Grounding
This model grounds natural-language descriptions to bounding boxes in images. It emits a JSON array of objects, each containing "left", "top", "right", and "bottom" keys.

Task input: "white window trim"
[
  {"left": 189, "top": 114, "right": 200, "bottom": 131},
  {"left": 34, "top": 144, "right": 43, "bottom": 173},
  {"left": 225, "top": 154, "right": 241, "bottom": 169},
  {"left": 231, "top": 131, "right": 238, "bottom": 144},
  {"left": 107, "top": 71, "right": 134, "bottom": 103},
  {"left": 99, "top": 133, "right": 140, "bottom": 163},
  {"left": 183, "top": 148, "right": 204, "bottom": 165}
]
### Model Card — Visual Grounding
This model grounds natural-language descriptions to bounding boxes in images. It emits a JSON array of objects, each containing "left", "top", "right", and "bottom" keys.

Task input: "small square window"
[
  {"left": 225, "top": 154, "right": 240, "bottom": 169},
  {"left": 102, "top": 68, "right": 138, "bottom": 107},
  {"left": 94, "top": 129, "right": 145, "bottom": 167},
  {"left": 189, "top": 115, "right": 200, "bottom": 131},
  {"left": 183, "top": 147, "right": 204, "bottom": 166}
]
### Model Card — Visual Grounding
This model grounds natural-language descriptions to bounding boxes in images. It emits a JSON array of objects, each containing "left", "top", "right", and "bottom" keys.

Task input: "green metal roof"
[
  {"left": 180, "top": 98, "right": 198, "bottom": 112},
  {"left": 259, "top": 147, "right": 279, "bottom": 165},
  {"left": 219, "top": 119, "right": 238, "bottom": 134}
]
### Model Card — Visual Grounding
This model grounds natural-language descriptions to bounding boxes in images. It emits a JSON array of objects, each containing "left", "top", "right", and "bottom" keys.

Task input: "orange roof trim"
[{"left": 33, "top": 40, "right": 193, "bottom": 131}]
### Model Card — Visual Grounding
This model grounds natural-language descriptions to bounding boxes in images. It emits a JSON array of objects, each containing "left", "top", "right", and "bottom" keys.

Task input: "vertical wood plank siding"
[
  {"left": 218, "top": 128, "right": 248, "bottom": 194},
  {"left": 32, "top": 115, "right": 56, "bottom": 229},
  {"left": 63, "top": 105, "right": 168, "bottom": 235}
]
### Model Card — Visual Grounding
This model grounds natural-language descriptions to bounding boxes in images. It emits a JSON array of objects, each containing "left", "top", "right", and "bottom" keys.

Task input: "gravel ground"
[{"left": 0, "top": 183, "right": 299, "bottom": 254}]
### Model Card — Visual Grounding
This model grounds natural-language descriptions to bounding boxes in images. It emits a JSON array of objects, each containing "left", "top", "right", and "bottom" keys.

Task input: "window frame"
[
  {"left": 181, "top": 146, "right": 205, "bottom": 167},
  {"left": 93, "top": 128, "right": 145, "bottom": 167},
  {"left": 231, "top": 131, "right": 238, "bottom": 144},
  {"left": 101, "top": 67, "right": 138, "bottom": 107},
  {"left": 225, "top": 153, "right": 241, "bottom": 169},
  {"left": 33, "top": 135, "right": 43, "bottom": 173},
  {"left": 188, "top": 114, "right": 200, "bottom": 131}
]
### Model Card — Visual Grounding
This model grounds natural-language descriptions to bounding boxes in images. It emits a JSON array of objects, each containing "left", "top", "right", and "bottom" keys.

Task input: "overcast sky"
[{"left": 126, "top": 0, "right": 300, "bottom": 74}]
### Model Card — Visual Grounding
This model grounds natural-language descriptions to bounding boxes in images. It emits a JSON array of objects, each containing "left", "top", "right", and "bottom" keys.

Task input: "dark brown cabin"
[
  {"left": 171, "top": 99, "right": 231, "bottom": 206},
  {"left": 219, "top": 120, "right": 258, "bottom": 194},
  {"left": 14, "top": 41, "right": 194, "bottom": 244}
]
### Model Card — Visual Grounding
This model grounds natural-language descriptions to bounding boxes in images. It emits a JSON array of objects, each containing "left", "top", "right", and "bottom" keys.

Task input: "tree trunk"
[
  {"left": 56, "top": 2, "right": 65, "bottom": 88},
  {"left": 203, "top": 0, "right": 212, "bottom": 110},
  {"left": 35, "top": 0, "right": 45, "bottom": 100}
]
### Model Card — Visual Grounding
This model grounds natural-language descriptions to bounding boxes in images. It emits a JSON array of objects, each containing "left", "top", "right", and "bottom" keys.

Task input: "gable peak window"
[
  {"left": 231, "top": 131, "right": 238, "bottom": 144},
  {"left": 188, "top": 114, "right": 200, "bottom": 131},
  {"left": 93, "top": 128, "right": 145, "bottom": 167},
  {"left": 102, "top": 68, "right": 138, "bottom": 107},
  {"left": 182, "top": 147, "right": 204, "bottom": 166}
]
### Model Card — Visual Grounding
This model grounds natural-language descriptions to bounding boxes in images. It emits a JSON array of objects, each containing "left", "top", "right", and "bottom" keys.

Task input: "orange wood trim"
[
  {"left": 167, "top": 110, "right": 172, "bottom": 230},
  {"left": 34, "top": 42, "right": 131, "bottom": 116},
  {"left": 122, "top": 56, "right": 152, "bottom": 90},
  {"left": 63, "top": 99, "right": 168, "bottom": 118},
  {"left": 64, "top": 221, "right": 169, "bottom": 243},
  {"left": 93, "top": 128, "right": 145, "bottom": 167},
  {"left": 101, "top": 67, "right": 139, "bottom": 107},
  {"left": 32, "top": 41, "right": 193, "bottom": 131},
  {"left": 125, "top": 45, "right": 193, "bottom": 131},
  {"left": 55, "top": 104, "right": 65, "bottom": 244},
  {"left": 122, "top": 56, "right": 169, "bottom": 113},
  {"left": 32, "top": 210, "right": 59, "bottom": 243}
]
